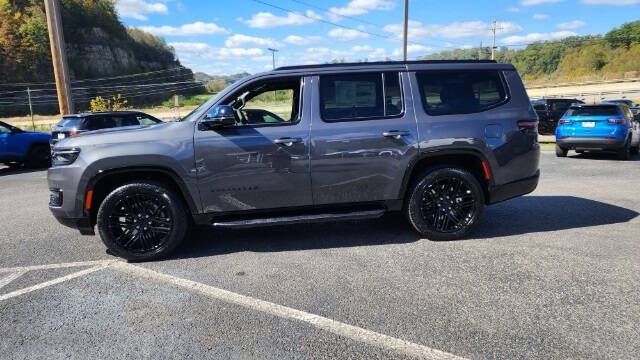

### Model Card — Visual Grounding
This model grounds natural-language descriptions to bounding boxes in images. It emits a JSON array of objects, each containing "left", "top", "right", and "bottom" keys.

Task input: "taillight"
[
  {"left": 558, "top": 118, "right": 572, "bottom": 124},
  {"left": 607, "top": 118, "right": 626, "bottom": 125},
  {"left": 517, "top": 120, "right": 538, "bottom": 130}
]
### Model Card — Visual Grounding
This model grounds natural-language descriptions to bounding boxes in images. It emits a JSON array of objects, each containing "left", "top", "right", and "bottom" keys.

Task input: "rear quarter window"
[{"left": 416, "top": 70, "right": 508, "bottom": 116}]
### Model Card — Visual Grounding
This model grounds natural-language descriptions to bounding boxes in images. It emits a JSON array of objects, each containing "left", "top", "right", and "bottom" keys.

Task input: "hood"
[
  {"left": 22, "top": 130, "right": 51, "bottom": 141},
  {"left": 53, "top": 121, "right": 192, "bottom": 149}
]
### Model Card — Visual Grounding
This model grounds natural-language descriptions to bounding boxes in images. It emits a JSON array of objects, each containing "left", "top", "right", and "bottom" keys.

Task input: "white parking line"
[
  {"left": 0, "top": 271, "right": 26, "bottom": 290},
  {"left": 112, "top": 262, "right": 465, "bottom": 360},
  {"left": 0, "top": 262, "right": 112, "bottom": 301},
  {"left": 0, "top": 260, "right": 112, "bottom": 273}
]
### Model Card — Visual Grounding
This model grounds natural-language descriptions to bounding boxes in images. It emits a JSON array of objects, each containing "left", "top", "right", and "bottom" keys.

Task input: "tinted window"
[
  {"left": 56, "top": 118, "right": 84, "bottom": 128},
  {"left": 533, "top": 103, "right": 546, "bottom": 111},
  {"left": 137, "top": 115, "right": 161, "bottom": 125},
  {"left": 565, "top": 106, "right": 621, "bottom": 116},
  {"left": 384, "top": 72, "right": 403, "bottom": 117},
  {"left": 0, "top": 123, "right": 11, "bottom": 133},
  {"left": 551, "top": 101, "right": 573, "bottom": 112},
  {"left": 321, "top": 73, "right": 388, "bottom": 121},
  {"left": 416, "top": 71, "right": 507, "bottom": 116},
  {"left": 85, "top": 116, "right": 116, "bottom": 131}
]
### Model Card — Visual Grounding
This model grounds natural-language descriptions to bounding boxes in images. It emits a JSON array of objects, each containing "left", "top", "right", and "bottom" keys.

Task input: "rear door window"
[
  {"left": 416, "top": 71, "right": 508, "bottom": 116},
  {"left": 56, "top": 118, "right": 84, "bottom": 128},
  {"left": 320, "top": 72, "right": 403, "bottom": 121}
]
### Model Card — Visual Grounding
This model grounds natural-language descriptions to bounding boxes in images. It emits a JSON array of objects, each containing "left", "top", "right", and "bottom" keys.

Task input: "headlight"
[{"left": 51, "top": 148, "right": 81, "bottom": 166}]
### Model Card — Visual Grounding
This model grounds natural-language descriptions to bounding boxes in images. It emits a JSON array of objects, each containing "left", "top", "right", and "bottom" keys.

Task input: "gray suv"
[{"left": 48, "top": 60, "right": 540, "bottom": 261}]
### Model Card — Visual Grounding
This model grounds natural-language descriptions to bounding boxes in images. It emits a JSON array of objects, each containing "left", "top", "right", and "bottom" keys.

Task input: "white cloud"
[
  {"left": 351, "top": 45, "right": 372, "bottom": 52},
  {"left": 138, "top": 22, "right": 229, "bottom": 36},
  {"left": 329, "top": 0, "right": 394, "bottom": 16},
  {"left": 384, "top": 20, "right": 522, "bottom": 40},
  {"left": 283, "top": 35, "right": 323, "bottom": 46},
  {"left": 169, "top": 42, "right": 265, "bottom": 61},
  {"left": 392, "top": 44, "right": 433, "bottom": 57},
  {"left": 521, "top": 0, "right": 565, "bottom": 5},
  {"left": 240, "top": 10, "right": 321, "bottom": 28},
  {"left": 115, "top": 0, "right": 167, "bottom": 21},
  {"left": 328, "top": 28, "right": 370, "bottom": 41},
  {"left": 501, "top": 31, "right": 577, "bottom": 45},
  {"left": 581, "top": 0, "right": 640, "bottom": 4},
  {"left": 533, "top": 13, "right": 549, "bottom": 19},
  {"left": 557, "top": 20, "right": 586, "bottom": 30},
  {"left": 225, "top": 34, "right": 280, "bottom": 48},
  {"left": 506, "top": 7, "right": 521, "bottom": 12},
  {"left": 367, "top": 48, "right": 389, "bottom": 60}
]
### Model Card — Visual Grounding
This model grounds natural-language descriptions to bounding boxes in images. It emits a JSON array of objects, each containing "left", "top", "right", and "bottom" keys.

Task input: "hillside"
[
  {"left": 0, "top": 0, "right": 201, "bottom": 116},
  {"left": 422, "top": 21, "right": 640, "bottom": 85}
]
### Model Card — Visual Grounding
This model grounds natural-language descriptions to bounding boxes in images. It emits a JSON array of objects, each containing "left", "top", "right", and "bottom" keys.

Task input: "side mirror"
[{"left": 202, "top": 105, "right": 236, "bottom": 128}]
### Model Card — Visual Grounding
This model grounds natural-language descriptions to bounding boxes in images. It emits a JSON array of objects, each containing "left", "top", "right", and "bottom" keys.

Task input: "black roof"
[{"left": 275, "top": 60, "right": 497, "bottom": 71}]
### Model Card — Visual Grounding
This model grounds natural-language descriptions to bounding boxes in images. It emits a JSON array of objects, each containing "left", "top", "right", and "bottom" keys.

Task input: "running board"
[{"left": 211, "top": 209, "right": 385, "bottom": 229}]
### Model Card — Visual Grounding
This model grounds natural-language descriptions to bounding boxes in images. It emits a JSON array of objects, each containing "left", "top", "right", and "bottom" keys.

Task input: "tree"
[
  {"left": 89, "top": 94, "right": 129, "bottom": 112},
  {"left": 205, "top": 79, "right": 227, "bottom": 93}
]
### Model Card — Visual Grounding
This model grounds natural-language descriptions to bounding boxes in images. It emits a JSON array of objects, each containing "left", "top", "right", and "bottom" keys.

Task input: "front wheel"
[
  {"left": 617, "top": 140, "right": 631, "bottom": 160},
  {"left": 406, "top": 167, "right": 485, "bottom": 241},
  {"left": 26, "top": 144, "right": 51, "bottom": 168},
  {"left": 97, "top": 182, "right": 188, "bottom": 261}
]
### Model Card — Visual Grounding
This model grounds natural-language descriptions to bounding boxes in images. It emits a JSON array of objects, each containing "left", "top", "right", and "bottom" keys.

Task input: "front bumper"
[
  {"left": 488, "top": 170, "right": 540, "bottom": 204},
  {"left": 556, "top": 137, "right": 625, "bottom": 150},
  {"left": 50, "top": 212, "right": 95, "bottom": 235}
]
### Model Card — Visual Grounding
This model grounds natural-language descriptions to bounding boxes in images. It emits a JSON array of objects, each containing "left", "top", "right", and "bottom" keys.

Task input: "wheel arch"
[
  {"left": 399, "top": 150, "right": 493, "bottom": 204},
  {"left": 85, "top": 166, "right": 199, "bottom": 227}
]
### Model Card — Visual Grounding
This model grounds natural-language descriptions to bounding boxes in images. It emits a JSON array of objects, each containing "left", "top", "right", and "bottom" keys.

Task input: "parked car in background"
[
  {"left": 531, "top": 98, "right": 584, "bottom": 134},
  {"left": 48, "top": 60, "right": 540, "bottom": 261},
  {"left": 0, "top": 121, "right": 51, "bottom": 168},
  {"left": 555, "top": 103, "right": 640, "bottom": 160},
  {"left": 602, "top": 99, "right": 640, "bottom": 119},
  {"left": 50, "top": 111, "right": 162, "bottom": 146}
]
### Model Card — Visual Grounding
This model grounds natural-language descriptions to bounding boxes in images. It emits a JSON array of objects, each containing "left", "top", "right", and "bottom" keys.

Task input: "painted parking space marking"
[
  {"left": 0, "top": 260, "right": 111, "bottom": 273},
  {"left": 112, "top": 262, "right": 465, "bottom": 360},
  {"left": 0, "top": 262, "right": 113, "bottom": 301},
  {"left": 0, "top": 271, "right": 27, "bottom": 291}
]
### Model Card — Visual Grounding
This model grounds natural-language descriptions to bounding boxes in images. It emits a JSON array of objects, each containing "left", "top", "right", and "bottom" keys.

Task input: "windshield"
[
  {"left": 56, "top": 118, "right": 84, "bottom": 128},
  {"left": 566, "top": 106, "right": 621, "bottom": 117}
]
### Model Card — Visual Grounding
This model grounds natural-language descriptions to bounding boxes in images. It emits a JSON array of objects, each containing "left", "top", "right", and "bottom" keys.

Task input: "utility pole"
[
  {"left": 489, "top": 18, "right": 504, "bottom": 61},
  {"left": 478, "top": 41, "right": 483, "bottom": 60},
  {"left": 268, "top": 48, "right": 279, "bottom": 69},
  {"left": 27, "top": 88, "right": 35, "bottom": 130},
  {"left": 44, "top": 0, "right": 74, "bottom": 115},
  {"left": 402, "top": 0, "right": 409, "bottom": 61}
]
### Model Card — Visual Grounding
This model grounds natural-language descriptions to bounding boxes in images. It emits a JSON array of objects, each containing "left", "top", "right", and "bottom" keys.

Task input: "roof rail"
[{"left": 275, "top": 60, "right": 498, "bottom": 71}]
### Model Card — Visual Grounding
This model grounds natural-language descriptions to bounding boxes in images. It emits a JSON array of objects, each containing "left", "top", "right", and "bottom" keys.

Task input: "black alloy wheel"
[
  {"left": 407, "top": 167, "right": 484, "bottom": 240},
  {"left": 97, "top": 182, "right": 188, "bottom": 261}
]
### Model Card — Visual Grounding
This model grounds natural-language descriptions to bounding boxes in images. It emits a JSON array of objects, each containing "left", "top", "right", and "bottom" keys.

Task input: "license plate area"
[
  {"left": 582, "top": 122, "right": 595, "bottom": 128},
  {"left": 57, "top": 133, "right": 66, "bottom": 139}
]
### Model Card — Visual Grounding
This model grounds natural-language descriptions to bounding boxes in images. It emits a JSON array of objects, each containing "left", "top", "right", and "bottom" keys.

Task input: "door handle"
[
  {"left": 274, "top": 137, "right": 302, "bottom": 146},
  {"left": 383, "top": 130, "right": 410, "bottom": 139}
]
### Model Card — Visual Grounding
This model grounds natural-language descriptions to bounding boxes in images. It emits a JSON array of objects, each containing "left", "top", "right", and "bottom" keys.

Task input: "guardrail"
[{"left": 526, "top": 78, "right": 640, "bottom": 90}]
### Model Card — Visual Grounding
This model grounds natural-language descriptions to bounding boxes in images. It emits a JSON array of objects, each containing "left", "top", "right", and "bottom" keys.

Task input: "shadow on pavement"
[
  {"left": 0, "top": 166, "right": 46, "bottom": 177},
  {"left": 171, "top": 195, "right": 638, "bottom": 259},
  {"left": 471, "top": 195, "right": 638, "bottom": 238}
]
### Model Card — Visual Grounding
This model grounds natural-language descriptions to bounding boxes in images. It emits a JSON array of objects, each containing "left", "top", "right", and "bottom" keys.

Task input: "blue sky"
[{"left": 114, "top": 0, "right": 640, "bottom": 75}]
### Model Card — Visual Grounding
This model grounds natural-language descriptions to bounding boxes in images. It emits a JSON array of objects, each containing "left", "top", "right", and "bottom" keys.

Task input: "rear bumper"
[
  {"left": 488, "top": 170, "right": 539, "bottom": 204},
  {"left": 556, "top": 137, "right": 625, "bottom": 150}
]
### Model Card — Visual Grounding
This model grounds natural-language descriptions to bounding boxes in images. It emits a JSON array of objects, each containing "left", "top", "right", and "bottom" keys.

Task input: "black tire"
[
  {"left": 406, "top": 167, "right": 485, "bottom": 241},
  {"left": 555, "top": 144, "right": 568, "bottom": 157},
  {"left": 617, "top": 139, "right": 631, "bottom": 160},
  {"left": 97, "top": 182, "right": 188, "bottom": 261},
  {"left": 631, "top": 145, "right": 639, "bottom": 156},
  {"left": 26, "top": 144, "right": 51, "bottom": 168}
]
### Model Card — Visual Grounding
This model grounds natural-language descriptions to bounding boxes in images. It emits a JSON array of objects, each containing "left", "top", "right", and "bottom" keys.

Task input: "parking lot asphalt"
[{"left": 1, "top": 151, "right": 639, "bottom": 359}]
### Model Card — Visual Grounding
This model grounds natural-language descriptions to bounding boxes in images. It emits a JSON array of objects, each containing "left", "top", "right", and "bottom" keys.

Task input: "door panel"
[
  {"left": 194, "top": 76, "right": 312, "bottom": 213},
  {"left": 309, "top": 73, "right": 419, "bottom": 205}
]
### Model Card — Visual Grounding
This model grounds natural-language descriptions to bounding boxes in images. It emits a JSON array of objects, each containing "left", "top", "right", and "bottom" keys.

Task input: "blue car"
[
  {"left": 0, "top": 121, "right": 51, "bottom": 168},
  {"left": 555, "top": 104, "right": 640, "bottom": 160}
]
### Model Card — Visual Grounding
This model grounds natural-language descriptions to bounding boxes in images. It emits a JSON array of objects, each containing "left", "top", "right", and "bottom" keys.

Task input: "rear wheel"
[
  {"left": 555, "top": 144, "right": 568, "bottom": 157},
  {"left": 26, "top": 144, "right": 51, "bottom": 168},
  {"left": 406, "top": 167, "right": 484, "bottom": 241},
  {"left": 631, "top": 145, "right": 639, "bottom": 156},
  {"left": 617, "top": 140, "right": 631, "bottom": 160},
  {"left": 97, "top": 182, "right": 188, "bottom": 261}
]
